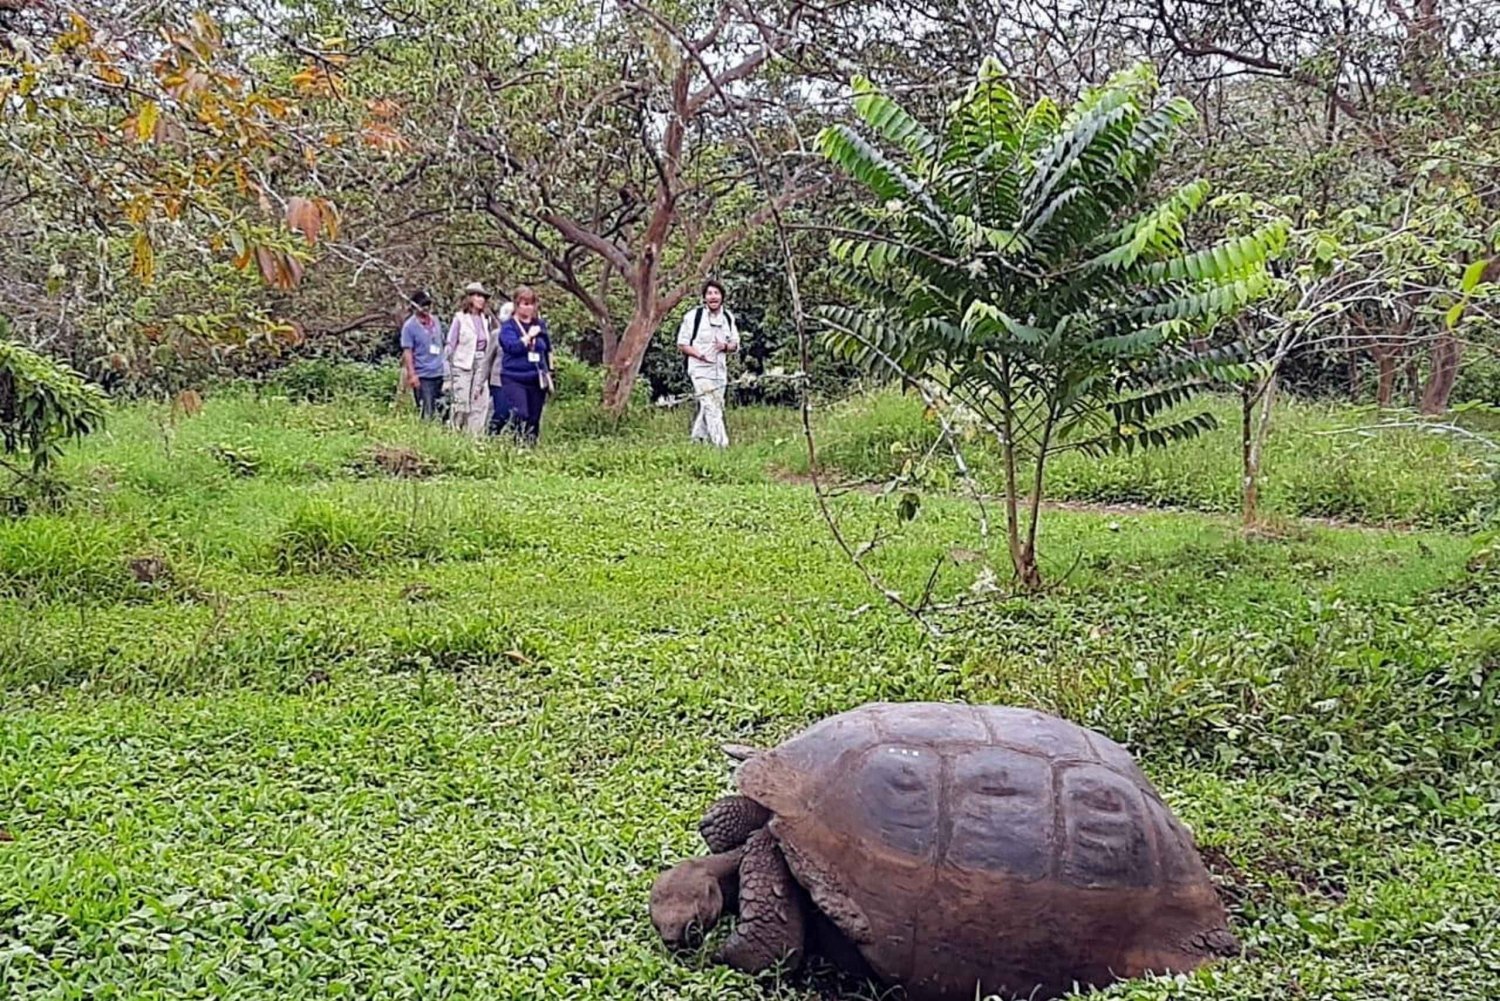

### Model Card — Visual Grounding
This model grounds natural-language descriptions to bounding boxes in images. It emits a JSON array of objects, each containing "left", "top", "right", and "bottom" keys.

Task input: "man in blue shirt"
[{"left": 399, "top": 289, "right": 445, "bottom": 419}]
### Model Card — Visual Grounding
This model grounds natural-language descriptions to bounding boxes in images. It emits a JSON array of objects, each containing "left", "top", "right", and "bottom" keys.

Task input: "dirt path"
[{"left": 770, "top": 470, "right": 1421, "bottom": 535}]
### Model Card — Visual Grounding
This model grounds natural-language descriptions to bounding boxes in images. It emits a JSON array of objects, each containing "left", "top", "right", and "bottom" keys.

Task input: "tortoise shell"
[{"left": 734, "top": 702, "right": 1234, "bottom": 1001}]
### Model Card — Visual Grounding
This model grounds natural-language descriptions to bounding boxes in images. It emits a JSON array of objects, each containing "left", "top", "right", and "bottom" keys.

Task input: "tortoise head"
[{"left": 649, "top": 855, "right": 733, "bottom": 949}]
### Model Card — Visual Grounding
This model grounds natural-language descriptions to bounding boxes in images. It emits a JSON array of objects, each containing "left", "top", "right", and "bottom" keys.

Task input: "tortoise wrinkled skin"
[{"left": 661, "top": 702, "right": 1240, "bottom": 1001}]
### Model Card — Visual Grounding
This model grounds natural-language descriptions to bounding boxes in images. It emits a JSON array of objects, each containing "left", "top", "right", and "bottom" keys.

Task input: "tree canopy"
[{"left": 1, "top": 0, "right": 1494, "bottom": 413}]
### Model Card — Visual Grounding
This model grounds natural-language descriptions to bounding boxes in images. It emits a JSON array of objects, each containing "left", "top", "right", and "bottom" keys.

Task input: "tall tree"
[
  {"left": 819, "top": 61, "right": 1283, "bottom": 587},
  {"left": 315, "top": 0, "right": 831, "bottom": 413},
  {"left": 0, "top": 3, "right": 333, "bottom": 384}
]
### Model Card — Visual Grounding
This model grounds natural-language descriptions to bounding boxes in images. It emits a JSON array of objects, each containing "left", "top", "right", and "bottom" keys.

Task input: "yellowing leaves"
[
  {"left": 56, "top": 12, "right": 94, "bottom": 51},
  {"left": 131, "top": 232, "right": 156, "bottom": 284},
  {"left": 252, "top": 245, "right": 306, "bottom": 290},
  {"left": 122, "top": 195, "right": 155, "bottom": 226},
  {"left": 361, "top": 122, "right": 410, "bottom": 152},
  {"left": 126, "top": 100, "right": 163, "bottom": 143},
  {"left": 367, "top": 98, "right": 402, "bottom": 119},
  {"left": 160, "top": 67, "right": 212, "bottom": 102},
  {"left": 285, "top": 196, "right": 339, "bottom": 245},
  {"left": 291, "top": 63, "right": 345, "bottom": 98},
  {"left": 93, "top": 62, "right": 127, "bottom": 87}
]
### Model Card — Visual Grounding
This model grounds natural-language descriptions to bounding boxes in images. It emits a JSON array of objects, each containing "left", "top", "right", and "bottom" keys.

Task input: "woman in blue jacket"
[{"left": 489, "top": 285, "right": 553, "bottom": 443}]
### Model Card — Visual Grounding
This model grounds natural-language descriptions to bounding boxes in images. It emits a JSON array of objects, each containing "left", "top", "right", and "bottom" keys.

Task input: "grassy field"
[{"left": 3, "top": 381, "right": 1499, "bottom": 1000}]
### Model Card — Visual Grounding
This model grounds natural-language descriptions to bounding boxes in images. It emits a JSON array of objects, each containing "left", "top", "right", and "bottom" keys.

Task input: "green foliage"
[
  {"left": 0, "top": 516, "right": 144, "bottom": 601},
  {"left": 0, "top": 322, "right": 107, "bottom": 476},
  {"left": 796, "top": 389, "right": 1499, "bottom": 530},
  {"left": 1, "top": 394, "right": 1498, "bottom": 1001},
  {"left": 818, "top": 62, "right": 1285, "bottom": 583},
  {"left": 548, "top": 349, "right": 605, "bottom": 400},
  {"left": 1455, "top": 352, "right": 1500, "bottom": 406},
  {"left": 259, "top": 359, "right": 396, "bottom": 405},
  {"left": 269, "top": 497, "right": 444, "bottom": 575}
]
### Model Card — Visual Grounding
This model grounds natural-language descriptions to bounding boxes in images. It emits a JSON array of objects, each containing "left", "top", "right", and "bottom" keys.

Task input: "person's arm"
[
  {"left": 399, "top": 321, "right": 419, "bottom": 387},
  {"left": 499, "top": 318, "right": 531, "bottom": 358},
  {"left": 444, "top": 315, "right": 461, "bottom": 360},
  {"left": 676, "top": 310, "right": 709, "bottom": 362},
  {"left": 479, "top": 330, "right": 499, "bottom": 384},
  {"left": 721, "top": 313, "right": 741, "bottom": 353}
]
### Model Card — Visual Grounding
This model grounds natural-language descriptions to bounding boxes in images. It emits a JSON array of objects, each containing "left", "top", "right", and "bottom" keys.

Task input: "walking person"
[
  {"left": 492, "top": 285, "right": 553, "bottom": 444},
  {"left": 675, "top": 280, "right": 740, "bottom": 447},
  {"left": 483, "top": 290, "right": 517, "bottom": 434},
  {"left": 399, "top": 289, "right": 445, "bottom": 420},
  {"left": 444, "top": 281, "right": 493, "bottom": 437}
]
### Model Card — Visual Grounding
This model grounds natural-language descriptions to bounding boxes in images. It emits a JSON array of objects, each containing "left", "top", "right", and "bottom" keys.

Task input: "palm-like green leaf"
[
  {"left": 815, "top": 125, "right": 945, "bottom": 227},
  {"left": 817, "top": 61, "right": 1285, "bottom": 583},
  {"left": 851, "top": 76, "right": 940, "bottom": 167}
]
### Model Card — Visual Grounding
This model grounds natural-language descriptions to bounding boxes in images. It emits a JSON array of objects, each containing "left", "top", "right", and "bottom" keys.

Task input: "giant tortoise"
[{"left": 649, "top": 702, "right": 1239, "bottom": 1000}]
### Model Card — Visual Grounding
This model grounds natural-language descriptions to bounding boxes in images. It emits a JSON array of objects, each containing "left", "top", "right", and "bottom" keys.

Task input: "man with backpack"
[{"left": 675, "top": 280, "right": 741, "bottom": 447}]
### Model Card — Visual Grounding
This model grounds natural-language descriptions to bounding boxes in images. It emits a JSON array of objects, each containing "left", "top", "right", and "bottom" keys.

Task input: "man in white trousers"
[{"left": 675, "top": 280, "right": 741, "bottom": 447}]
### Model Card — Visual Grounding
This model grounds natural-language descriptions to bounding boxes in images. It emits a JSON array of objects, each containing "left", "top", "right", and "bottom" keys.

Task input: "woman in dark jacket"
[{"left": 491, "top": 285, "right": 553, "bottom": 443}]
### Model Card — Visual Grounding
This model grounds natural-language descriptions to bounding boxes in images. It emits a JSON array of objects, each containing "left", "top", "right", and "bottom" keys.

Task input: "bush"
[
  {"left": 260, "top": 360, "right": 397, "bottom": 405},
  {"left": 0, "top": 516, "right": 142, "bottom": 601},
  {"left": 548, "top": 350, "right": 603, "bottom": 400},
  {"left": 0, "top": 322, "right": 107, "bottom": 477},
  {"left": 1455, "top": 351, "right": 1500, "bottom": 406},
  {"left": 268, "top": 498, "right": 439, "bottom": 574}
]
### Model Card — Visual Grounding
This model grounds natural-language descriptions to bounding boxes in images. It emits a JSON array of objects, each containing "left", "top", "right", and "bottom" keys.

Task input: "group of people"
[
  {"left": 399, "top": 279, "right": 744, "bottom": 447},
  {"left": 399, "top": 281, "right": 554, "bottom": 442}
]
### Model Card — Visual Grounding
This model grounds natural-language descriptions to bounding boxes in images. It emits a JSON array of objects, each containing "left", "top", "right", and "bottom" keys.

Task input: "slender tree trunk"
[
  {"left": 1373, "top": 346, "right": 1397, "bottom": 407},
  {"left": 1346, "top": 336, "right": 1359, "bottom": 400},
  {"left": 1018, "top": 411, "right": 1055, "bottom": 591},
  {"left": 999, "top": 386, "right": 1027, "bottom": 589},
  {"left": 1240, "top": 385, "right": 1258, "bottom": 525},
  {"left": 1243, "top": 373, "right": 1279, "bottom": 527},
  {"left": 1420, "top": 330, "right": 1460, "bottom": 415}
]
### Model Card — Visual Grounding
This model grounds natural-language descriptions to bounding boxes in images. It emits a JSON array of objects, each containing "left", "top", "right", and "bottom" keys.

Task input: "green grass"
[
  {"left": 2, "top": 384, "right": 1498, "bottom": 1000},
  {"left": 793, "top": 389, "right": 1500, "bottom": 529}
]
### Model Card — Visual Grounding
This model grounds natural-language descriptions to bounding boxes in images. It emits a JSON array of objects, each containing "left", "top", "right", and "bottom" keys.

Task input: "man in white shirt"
[{"left": 675, "top": 280, "right": 741, "bottom": 447}]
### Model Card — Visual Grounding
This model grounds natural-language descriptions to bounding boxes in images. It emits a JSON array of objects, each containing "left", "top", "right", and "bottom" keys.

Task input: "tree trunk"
[
  {"left": 1240, "top": 385, "right": 1258, "bottom": 526},
  {"left": 1017, "top": 411, "right": 1056, "bottom": 591},
  {"left": 1405, "top": 354, "right": 1423, "bottom": 408},
  {"left": 1243, "top": 372, "right": 1279, "bottom": 528},
  {"left": 599, "top": 316, "right": 620, "bottom": 369},
  {"left": 1419, "top": 330, "right": 1460, "bottom": 414},
  {"left": 1015, "top": 543, "right": 1042, "bottom": 591},
  {"left": 998, "top": 382, "right": 1028, "bottom": 589},
  {"left": 1373, "top": 346, "right": 1397, "bottom": 407},
  {"left": 602, "top": 311, "right": 659, "bottom": 414}
]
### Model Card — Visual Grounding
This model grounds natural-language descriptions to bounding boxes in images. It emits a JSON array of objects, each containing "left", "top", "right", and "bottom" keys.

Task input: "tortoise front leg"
[
  {"left": 699, "top": 794, "right": 771, "bottom": 853},
  {"left": 715, "top": 828, "right": 806, "bottom": 974}
]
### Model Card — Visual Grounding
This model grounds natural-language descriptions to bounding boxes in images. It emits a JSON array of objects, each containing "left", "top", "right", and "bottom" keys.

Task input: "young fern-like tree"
[
  {"left": 0, "top": 320, "right": 106, "bottom": 481},
  {"left": 816, "top": 61, "right": 1286, "bottom": 588}
]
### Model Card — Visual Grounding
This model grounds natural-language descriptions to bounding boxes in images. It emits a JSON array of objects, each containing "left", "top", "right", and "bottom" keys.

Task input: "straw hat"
[{"left": 463, "top": 281, "right": 490, "bottom": 297}]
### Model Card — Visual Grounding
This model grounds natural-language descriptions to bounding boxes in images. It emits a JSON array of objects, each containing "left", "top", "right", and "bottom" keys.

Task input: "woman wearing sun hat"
[{"left": 444, "top": 281, "right": 494, "bottom": 436}]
